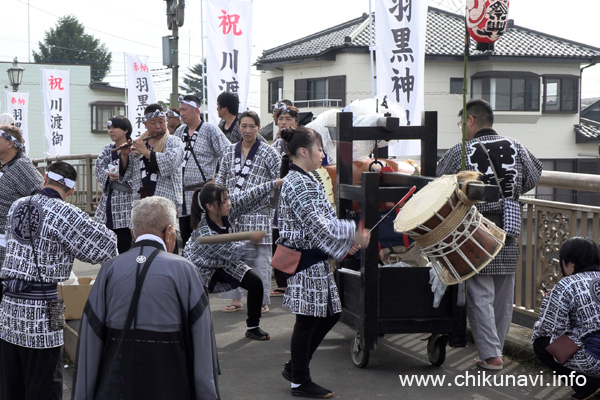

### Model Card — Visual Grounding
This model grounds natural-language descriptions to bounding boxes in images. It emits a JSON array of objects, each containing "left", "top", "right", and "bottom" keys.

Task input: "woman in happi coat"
[
  {"left": 183, "top": 179, "right": 283, "bottom": 341},
  {"left": 215, "top": 111, "right": 281, "bottom": 314},
  {"left": 533, "top": 237, "right": 600, "bottom": 399},
  {"left": 94, "top": 116, "right": 135, "bottom": 253},
  {"left": 276, "top": 126, "right": 370, "bottom": 399}
]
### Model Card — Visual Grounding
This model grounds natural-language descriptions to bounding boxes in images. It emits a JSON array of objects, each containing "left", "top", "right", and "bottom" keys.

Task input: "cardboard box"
[{"left": 59, "top": 277, "right": 94, "bottom": 320}]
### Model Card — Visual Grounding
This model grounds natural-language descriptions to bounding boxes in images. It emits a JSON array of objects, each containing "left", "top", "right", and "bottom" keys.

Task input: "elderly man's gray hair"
[{"left": 131, "top": 196, "right": 177, "bottom": 237}]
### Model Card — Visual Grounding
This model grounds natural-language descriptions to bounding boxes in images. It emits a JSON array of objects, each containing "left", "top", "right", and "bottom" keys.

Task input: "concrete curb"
[{"left": 63, "top": 319, "right": 539, "bottom": 367}]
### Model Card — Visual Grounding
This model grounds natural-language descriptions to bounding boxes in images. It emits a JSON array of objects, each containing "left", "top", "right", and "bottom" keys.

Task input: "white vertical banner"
[
  {"left": 5, "top": 92, "right": 30, "bottom": 154},
  {"left": 125, "top": 54, "right": 156, "bottom": 138},
  {"left": 206, "top": 0, "right": 253, "bottom": 124},
  {"left": 375, "top": 0, "right": 427, "bottom": 156},
  {"left": 41, "top": 69, "right": 70, "bottom": 156}
]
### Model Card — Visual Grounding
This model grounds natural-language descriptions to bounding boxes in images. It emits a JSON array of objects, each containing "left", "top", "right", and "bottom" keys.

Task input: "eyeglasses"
[{"left": 457, "top": 115, "right": 476, "bottom": 129}]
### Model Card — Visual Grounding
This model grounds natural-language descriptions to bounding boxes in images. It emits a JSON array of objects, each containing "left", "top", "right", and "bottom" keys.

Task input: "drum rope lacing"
[{"left": 411, "top": 180, "right": 480, "bottom": 249}]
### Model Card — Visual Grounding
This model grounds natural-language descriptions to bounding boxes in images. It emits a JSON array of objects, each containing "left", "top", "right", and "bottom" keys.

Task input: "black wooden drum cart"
[{"left": 333, "top": 111, "right": 467, "bottom": 368}]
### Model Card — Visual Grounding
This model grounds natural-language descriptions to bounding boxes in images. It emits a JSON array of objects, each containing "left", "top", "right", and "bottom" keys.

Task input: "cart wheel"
[
  {"left": 350, "top": 334, "right": 370, "bottom": 368},
  {"left": 427, "top": 334, "right": 448, "bottom": 366}
]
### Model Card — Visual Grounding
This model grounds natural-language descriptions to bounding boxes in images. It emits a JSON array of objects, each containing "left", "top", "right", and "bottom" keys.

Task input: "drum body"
[{"left": 394, "top": 176, "right": 505, "bottom": 285}]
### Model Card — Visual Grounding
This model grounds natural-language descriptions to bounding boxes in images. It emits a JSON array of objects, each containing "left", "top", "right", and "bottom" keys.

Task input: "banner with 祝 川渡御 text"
[
  {"left": 41, "top": 69, "right": 70, "bottom": 156},
  {"left": 206, "top": 0, "right": 253, "bottom": 124}
]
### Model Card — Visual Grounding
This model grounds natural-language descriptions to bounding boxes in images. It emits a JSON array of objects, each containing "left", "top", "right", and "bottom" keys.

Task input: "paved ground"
[{"left": 61, "top": 260, "right": 576, "bottom": 400}]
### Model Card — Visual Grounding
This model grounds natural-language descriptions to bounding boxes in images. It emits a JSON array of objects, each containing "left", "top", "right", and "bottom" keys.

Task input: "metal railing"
[
  {"left": 31, "top": 154, "right": 102, "bottom": 214},
  {"left": 30, "top": 155, "right": 600, "bottom": 328},
  {"left": 514, "top": 170, "right": 600, "bottom": 327},
  {"left": 293, "top": 99, "right": 342, "bottom": 108}
]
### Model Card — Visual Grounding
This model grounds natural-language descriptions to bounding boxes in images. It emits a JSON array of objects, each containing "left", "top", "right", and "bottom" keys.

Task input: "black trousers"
[
  {"left": 179, "top": 216, "right": 193, "bottom": 249},
  {"left": 113, "top": 227, "right": 132, "bottom": 254},
  {"left": 240, "top": 270, "right": 264, "bottom": 328},
  {"left": 0, "top": 339, "right": 62, "bottom": 400},
  {"left": 533, "top": 336, "right": 600, "bottom": 394},
  {"left": 290, "top": 312, "right": 341, "bottom": 384}
]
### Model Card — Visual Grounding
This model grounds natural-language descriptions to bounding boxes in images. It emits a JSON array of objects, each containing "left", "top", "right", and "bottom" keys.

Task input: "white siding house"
[
  {"left": 1, "top": 61, "right": 125, "bottom": 159},
  {"left": 256, "top": 7, "right": 600, "bottom": 176}
]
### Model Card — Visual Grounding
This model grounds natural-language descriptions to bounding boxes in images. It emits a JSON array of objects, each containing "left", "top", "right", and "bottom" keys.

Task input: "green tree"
[
  {"left": 33, "top": 15, "right": 112, "bottom": 82},
  {"left": 179, "top": 61, "right": 207, "bottom": 99}
]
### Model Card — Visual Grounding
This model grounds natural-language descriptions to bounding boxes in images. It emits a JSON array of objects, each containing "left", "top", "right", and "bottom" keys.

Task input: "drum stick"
[
  {"left": 196, "top": 231, "right": 266, "bottom": 244},
  {"left": 369, "top": 185, "right": 416, "bottom": 233}
]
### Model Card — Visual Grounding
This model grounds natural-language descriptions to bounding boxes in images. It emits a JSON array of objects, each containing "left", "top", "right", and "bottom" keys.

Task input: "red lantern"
[{"left": 466, "top": 0, "right": 510, "bottom": 51}]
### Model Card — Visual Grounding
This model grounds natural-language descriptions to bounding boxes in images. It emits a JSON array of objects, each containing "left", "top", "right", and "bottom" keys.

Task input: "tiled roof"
[
  {"left": 257, "top": 7, "right": 600, "bottom": 66},
  {"left": 257, "top": 16, "right": 366, "bottom": 64},
  {"left": 575, "top": 118, "right": 600, "bottom": 142}
]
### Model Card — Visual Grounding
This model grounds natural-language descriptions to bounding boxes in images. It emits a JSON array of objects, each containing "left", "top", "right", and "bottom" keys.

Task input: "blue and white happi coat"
[
  {"left": 533, "top": 271, "right": 600, "bottom": 378},
  {"left": 183, "top": 181, "right": 278, "bottom": 293},
  {"left": 94, "top": 143, "right": 134, "bottom": 230},
  {"left": 130, "top": 134, "right": 185, "bottom": 214},
  {"left": 277, "top": 166, "right": 356, "bottom": 317},
  {"left": 436, "top": 128, "right": 542, "bottom": 275},
  {"left": 215, "top": 140, "right": 281, "bottom": 245},
  {"left": 173, "top": 122, "right": 231, "bottom": 216},
  {"left": 0, "top": 190, "right": 117, "bottom": 349}
]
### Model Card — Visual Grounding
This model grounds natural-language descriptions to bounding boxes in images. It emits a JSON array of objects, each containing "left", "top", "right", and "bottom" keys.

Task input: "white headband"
[
  {"left": 46, "top": 171, "right": 75, "bottom": 189},
  {"left": 0, "top": 129, "right": 23, "bottom": 149},
  {"left": 143, "top": 110, "right": 167, "bottom": 123},
  {"left": 167, "top": 110, "right": 180, "bottom": 119},
  {"left": 179, "top": 95, "right": 199, "bottom": 109}
]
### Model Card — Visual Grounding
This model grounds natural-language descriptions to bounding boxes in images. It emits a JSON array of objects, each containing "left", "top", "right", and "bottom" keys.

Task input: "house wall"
[
  {"left": 1, "top": 61, "right": 125, "bottom": 160},
  {"left": 260, "top": 54, "right": 596, "bottom": 160}
]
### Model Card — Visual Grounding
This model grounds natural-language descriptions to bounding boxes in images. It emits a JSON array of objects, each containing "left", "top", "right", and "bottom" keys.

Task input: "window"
[
  {"left": 543, "top": 76, "right": 578, "bottom": 112},
  {"left": 471, "top": 72, "right": 540, "bottom": 111},
  {"left": 294, "top": 76, "right": 346, "bottom": 108},
  {"left": 450, "top": 78, "right": 463, "bottom": 94},
  {"left": 268, "top": 78, "right": 283, "bottom": 113},
  {"left": 90, "top": 102, "right": 125, "bottom": 133}
]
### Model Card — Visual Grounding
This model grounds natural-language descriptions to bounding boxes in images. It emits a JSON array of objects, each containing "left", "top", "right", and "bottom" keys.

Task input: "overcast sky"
[{"left": 3, "top": 0, "right": 600, "bottom": 108}]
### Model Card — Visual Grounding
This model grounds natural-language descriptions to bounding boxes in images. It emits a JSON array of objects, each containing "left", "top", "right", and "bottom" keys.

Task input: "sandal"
[
  {"left": 270, "top": 288, "right": 286, "bottom": 297},
  {"left": 222, "top": 304, "right": 243, "bottom": 313},
  {"left": 476, "top": 359, "right": 503, "bottom": 370},
  {"left": 261, "top": 305, "right": 269, "bottom": 313}
]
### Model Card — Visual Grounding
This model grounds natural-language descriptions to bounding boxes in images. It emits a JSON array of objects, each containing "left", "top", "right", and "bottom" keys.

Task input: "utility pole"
[{"left": 165, "top": 0, "right": 185, "bottom": 106}]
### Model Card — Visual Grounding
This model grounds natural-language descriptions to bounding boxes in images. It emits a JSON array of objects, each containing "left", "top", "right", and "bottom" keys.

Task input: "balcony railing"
[
  {"left": 293, "top": 99, "right": 342, "bottom": 108},
  {"left": 31, "top": 155, "right": 600, "bottom": 328}
]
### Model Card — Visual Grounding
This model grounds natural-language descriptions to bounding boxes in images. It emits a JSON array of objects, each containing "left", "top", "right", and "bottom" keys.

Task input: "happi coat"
[
  {"left": 436, "top": 128, "right": 542, "bottom": 275},
  {"left": 0, "top": 154, "right": 43, "bottom": 265},
  {"left": 130, "top": 134, "right": 185, "bottom": 214},
  {"left": 73, "top": 239, "right": 220, "bottom": 400},
  {"left": 173, "top": 122, "right": 230, "bottom": 216},
  {"left": 215, "top": 140, "right": 281, "bottom": 245},
  {"left": 183, "top": 181, "right": 278, "bottom": 294},
  {"left": 277, "top": 165, "right": 355, "bottom": 317},
  {"left": 0, "top": 188, "right": 117, "bottom": 349},
  {"left": 94, "top": 143, "right": 134, "bottom": 230},
  {"left": 532, "top": 271, "right": 600, "bottom": 378}
]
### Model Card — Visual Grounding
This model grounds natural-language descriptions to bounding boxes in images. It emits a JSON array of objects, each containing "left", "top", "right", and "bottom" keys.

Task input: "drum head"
[{"left": 394, "top": 175, "right": 458, "bottom": 233}]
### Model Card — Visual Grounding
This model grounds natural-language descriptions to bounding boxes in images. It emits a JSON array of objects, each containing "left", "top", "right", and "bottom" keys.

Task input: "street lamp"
[{"left": 7, "top": 57, "right": 24, "bottom": 92}]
